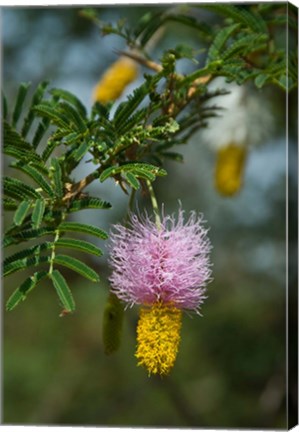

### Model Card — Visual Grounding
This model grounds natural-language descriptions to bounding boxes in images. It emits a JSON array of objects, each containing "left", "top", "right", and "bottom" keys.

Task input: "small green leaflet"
[
  {"left": 58, "top": 222, "right": 108, "bottom": 240},
  {"left": 51, "top": 158, "right": 63, "bottom": 198},
  {"left": 50, "top": 270, "right": 75, "bottom": 312},
  {"left": 68, "top": 197, "right": 111, "bottom": 212},
  {"left": 13, "top": 200, "right": 31, "bottom": 226},
  {"left": 31, "top": 199, "right": 45, "bottom": 228},
  {"left": 124, "top": 172, "right": 140, "bottom": 190},
  {"left": 56, "top": 238, "right": 103, "bottom": 256},
  {"left": 54, "top": 254, "right": 100, "bottom": 282},
  {"left": 12, "top": 82, "right": 31, "bottom": 128},
  {"left": 6, "top": 270, "right": 48, "bottom": 311},
  {"left": 100, "top": 163, "right": 167, "bottom": 183}
]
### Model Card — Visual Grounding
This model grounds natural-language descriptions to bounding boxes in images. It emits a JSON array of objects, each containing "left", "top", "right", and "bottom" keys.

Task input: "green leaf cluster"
[
  {"left": 3, "top": 3, "right": 296, "bottom": 315},
  {"left": 3, "top": 83, "right": 110, "bottom": 313}
]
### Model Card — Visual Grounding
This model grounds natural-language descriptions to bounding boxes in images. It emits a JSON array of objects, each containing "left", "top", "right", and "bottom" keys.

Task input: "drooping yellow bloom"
[
  {"left": 215, "top": 143, "right": 247, "bottom": 196},
  {"left": 93, "top": 57, "right": 138, "bottom": 104},
  {"left": 135, "top": 302, "right": 182, "bottom": 376}
]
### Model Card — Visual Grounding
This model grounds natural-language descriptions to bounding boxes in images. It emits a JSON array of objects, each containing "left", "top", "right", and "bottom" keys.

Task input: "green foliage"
[
  {"left": 13, "top": 201, "right": 32, "bottom": 226},
  {"left": 50, "top": 270, "right": 75, "bottom": 312},
  {"left": 3, "top": 3, "right": 296, "bottom": 314},
  {"left": 12, "top": 82, "right": 31, "bottom": 127},
  {"left": 53, "top": 255, "right": 100, "bottom": 282},
  {"left": 58, "top": 222, "right": 108, "bottom": 240},
  {"left": 6, "top": 271, "right": 48, "bottom": 311}
]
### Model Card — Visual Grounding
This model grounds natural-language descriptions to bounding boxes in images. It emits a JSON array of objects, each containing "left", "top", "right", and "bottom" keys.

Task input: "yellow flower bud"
[
  {"left": 93, "top": 57, "right": 138, "bottom": 104},
  {"left": 215, "top": 143, "right": 247, "bottom": 196},
  {"left": 135, "top": 302, "right": 182, "bottom": 376}
]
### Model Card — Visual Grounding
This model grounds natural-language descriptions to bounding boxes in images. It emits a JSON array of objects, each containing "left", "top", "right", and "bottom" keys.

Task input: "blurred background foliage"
[{"left": 2, "top": 3, "right": 297, "bottom": 428}]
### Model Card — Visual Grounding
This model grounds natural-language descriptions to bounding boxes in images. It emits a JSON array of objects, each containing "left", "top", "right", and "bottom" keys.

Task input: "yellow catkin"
[
  {"left": 215, "top": 143, "right": 247, "bottom": 196},
  {"left": 92, "top": 57, "right": 138, "bottom": 104},
  {"left": 135, "top": 303, "right": 182, "bottom": 376}
]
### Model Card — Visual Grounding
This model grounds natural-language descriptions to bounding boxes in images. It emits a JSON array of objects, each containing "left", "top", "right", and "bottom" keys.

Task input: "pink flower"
[{"left": 108, "top": 208, "right": 212, "bottom": 312}]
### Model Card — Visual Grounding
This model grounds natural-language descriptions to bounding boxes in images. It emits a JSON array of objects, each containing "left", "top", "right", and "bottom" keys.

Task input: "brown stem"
[{"left": 117, "top": 50, "right": 163, "bottom": 73}]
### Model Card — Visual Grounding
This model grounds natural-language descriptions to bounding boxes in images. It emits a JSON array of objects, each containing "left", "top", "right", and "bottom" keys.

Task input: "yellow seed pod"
[
  {"left": 135, "top": 303, "right": 182, "bottom": 376},
  {"left": 215, "top": 143, "right": 247, "bottom": 196},
  {"left": 102, "top": 293, "right": 124, "bottom": 355},
  {"left": 93, "top": 57, "right": 138, "bottom": 104}
]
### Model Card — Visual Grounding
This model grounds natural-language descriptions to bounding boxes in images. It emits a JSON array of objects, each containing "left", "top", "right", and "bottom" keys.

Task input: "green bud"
[{"left": 102, "top": 293, "right": 124, "bottom": 355}]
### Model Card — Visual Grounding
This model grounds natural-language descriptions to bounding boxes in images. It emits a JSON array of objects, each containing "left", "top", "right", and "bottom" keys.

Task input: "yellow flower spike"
[
  {"left": 215, "top": 143, "right": 247, "bottom": 196},
  {"left": 93, "top": 56, "right": 138, "bottom": 104},
  {"left": 135, "top": 302, "right": 182, "bottom": 376}
]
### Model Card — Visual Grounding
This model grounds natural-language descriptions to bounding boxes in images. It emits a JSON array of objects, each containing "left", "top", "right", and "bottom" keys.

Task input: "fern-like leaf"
[
  {"left": 51, "top": 158, "right": 63, "bottom": 198},
  {"left": 58, "top": 222, "right": 108, "bottom": 240},
  {"left": 3, "top": 177, "right": 42, "bottom": 201},
  {"left": 68, "top": 197, "right": 111, "bottom": 212},
  {"left": 50, "top": 270, "right": 75, "bottom": 312},
  {"left": 13, "top": 200, "right": 32, "bottom": 226},
  {"left": 31, "top": 199, "right": 46, "bottom": 228},
  {"left": 6, "top": 271, "right": 48, "bottom": 311},
  {"left": 4, "top": 255, "right": 50, "bottom": 277},
  {"left": 56, "top": 238, "right": 103, "bottom": 256},
  {"left": 12, "top": 82, "right": 31, "bottom": 128},
  {"left": 21, "top": 80, "right": 49, "bottom": 138},
  {"left": 50, "top": 88, "right": 87, "bottom": 118},
  {"left": 54, "top": 254, "right": 100, "bottom": 282}
]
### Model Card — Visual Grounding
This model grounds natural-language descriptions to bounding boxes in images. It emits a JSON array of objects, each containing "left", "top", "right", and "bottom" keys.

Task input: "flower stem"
[{"left": 146, "top": 180, "right": 161, "bottom": 228}]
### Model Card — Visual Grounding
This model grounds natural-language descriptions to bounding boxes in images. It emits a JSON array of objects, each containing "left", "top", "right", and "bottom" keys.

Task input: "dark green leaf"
[
  {"left": 4, "top": 255, "right": 50, "bottom": 277},
  {"left": 50, "top": 269, "right": 75, "bottom": 312},
  {"left": 12, "top": 82, "right": 31, "bottom": 127},
  {"left": 54, "top": 254, "right": 100, "bottom": 282},
  {"left": 50, "top": 88, "right": 87, "bottom": 118},
  {"left": 4, "top": 177, "right": 42, "bottom": 201},
  {"left": 34, "top": 102, "right": 70, "bottom": 129},
  {"left": 68, "top": 197, "right": 111, "bottom": 212},
  {"left": 3, "top": 198, "right": 18, "bottom": 211},
  {"left": 32, "top": 199, "right": 45, "bottom": 228},
  {"left": 21, "top": 80, "right": 49, "bottom": 137},
  {"left": 51, "top": 158, "right": 63, "bottom": 198},
  {"left": 124, "top": 172, "right": 140, "bottom": 190},
  {"left": 13, "top": 200, "right": 32, "bottom": 226},
  {"left": 221, "top": 33, "right": 268, "bottom": 61},
  {"left": 254, "top": 73, "right": 269, "bottom": 88},
  {"left": 71, "top": 140, "right": 93, "bottom": 162},
  {"left": 32, "top": 119, "right": 51, "bottom": 149},
  {"left": 207, "top": 23, "right": 240, "bottom": 62},
  {"left": 139, "top": 11, "right": 166, "bottom": 47},
  {"left": 42, "top": 139, "right": 58, "bottom": 161},
  {"left": 161, "top": 151, "right": 184, "bottom": 162},
  {"left": 99, "top": 166, "right": 116, "bottom": 182},
  {"left": 114, "top": 83, "right": 149, "bottom": 132},
  {"left": 12, "top": 164, "right": 54, "bottom": 198},
  {"left": 3, "top": 121, "right": 41, "bottom": 162},
  {"left": 6, "top": 271, "right": 48, "bottom": 311},
  {"left": 56, "top": 238, "right": 103, "bottom": 256},
  {"left": 58, "top": 222, "right": 108, "bottom": 240},
  {"left": 202, "top": 4, "right": 267, "bottom": 34},
  {"left": 58, "top": 101, "right": 87, "bottom": 133},
  {"left": 100, "top": 163, "right": 166, "bottom": 182},
  {"left": 4, "top": 242, "right": 51, "bottom": 266},
  {"left": 133, "top": 168, "right": 156, "bottom": 182},
  {"left": 4, "top": 227, "right": 54, "bottom": 247}
]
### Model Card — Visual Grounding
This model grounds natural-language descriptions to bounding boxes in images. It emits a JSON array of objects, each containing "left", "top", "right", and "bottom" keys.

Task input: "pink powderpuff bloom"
[{"left": 108, "top": 208, "right": 212, "bottom": 312}]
